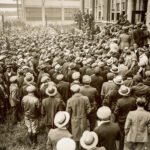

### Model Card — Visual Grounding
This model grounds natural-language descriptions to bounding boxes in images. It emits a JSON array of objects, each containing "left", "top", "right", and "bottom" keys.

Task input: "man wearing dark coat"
[
  {"left": 114, "top": 85, "right": 136, "bottom": 150},
  {"left": 66, "top": 84, "right": 91, "bottom": 150},
  {"left": 41, "top": 86, "right": 65, "bottom": 130},
  {"left": 56, "top": 74, "right": 71, "bottom": 104},
  {"left": 91, "top": 67, "right": 104, "bottom": 107},
  {"left": 80, "top": 75, "right": 98, "bottom": 130},
  {"left": 94, "top": 106, "right": 120, "bottom": 150}
]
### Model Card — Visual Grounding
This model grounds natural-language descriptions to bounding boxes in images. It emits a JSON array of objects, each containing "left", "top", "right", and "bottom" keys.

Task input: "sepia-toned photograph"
[{"left": 0, "top": 0, "right": 150, "bottom": 150}]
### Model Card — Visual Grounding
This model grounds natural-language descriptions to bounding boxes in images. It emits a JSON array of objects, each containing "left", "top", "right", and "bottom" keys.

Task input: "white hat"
[
  {"left": 56, "top": 138, "right": 76, "bottom": 150},
  {"left": 110, "top": 65, "right": 119, "bottom": 74},
  {"left": 113, "top": 75, "right": 123, "bottom": 85},
  {"left": 45, "top": 86, "right": 57, "bottom": 97},
  {"left": 10, "top": 76, "right": 17, "bottom": 83},
  {"left": 106, "top": 59, "right": 113, "bottom": 66},
  {"left": 118, "top": 85, "right": 130, "bottom": 96},
  {"left": 55, "top": 64, "right": 61, "bottom": 70},
  {"left": 70, "top": 84, "right": 80, "bottom": 93},
  {"left": 80, "top": 130, "right": 98, "bottom": 150},
  {"left": 24, "top": 73, "right": 34, "bottom": 84},
  {"left": 82, "top": 75, "right": 91, "bottom": 84},
  {"left": 22, "top": 65, "right": 29, "bottom": 70},
  {"left": 97, "top": 106, "right": 111, "bottom": 120},
  {"left": 26, "top": 85, "right": 36, "bottom": 93},
  {"left": 54, "top": 111, "right": 70, "bottom": 128},
  {"left": 41, "top": 76, "right": 49, "bottom": 83},
  {"left": 56, "top": 74, "right": 64, "bottom": 81},
  {"left": 72, "top": 72, "right": 80, "bottom": 80}
]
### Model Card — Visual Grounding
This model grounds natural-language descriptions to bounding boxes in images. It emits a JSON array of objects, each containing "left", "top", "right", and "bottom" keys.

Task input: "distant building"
[
  {"left": 22, "top": 0, "right": 81, "bottom": 25},
  {"left": 81, "top": 0, "right": 150, "bottom": 30},
  {"left": 0, "top": 0, "right": 21, "bottom": 19}
]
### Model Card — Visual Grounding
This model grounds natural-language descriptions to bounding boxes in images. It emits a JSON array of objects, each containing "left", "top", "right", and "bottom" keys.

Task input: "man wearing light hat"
[
  {"left": 94, "top": 106, "right": 120, "bottom": 150},
  {"left": 114, "top": 85, "right": 136, "bottom": 150},
  {"left": 80, "top": 130, "right": 105, "bottom": 150},
  {"left": 125, "top": 97, "right": 150, "bottom": 150},
  {"left": 22, "top": 85, "right": 40, "bottom": 147},
  {"left": 47, "top": 111, "right": 72, "bottom": 150},
  {"left": 80, "top": 75, "right": 98, "bottom": 130},
  {"left": 66, "top": 84, "right": 91, "bottom": 150},
  {"left": 41, "top": 85, "right": 65, "bottom": 130},
  {"left": 56, "top": 138, "right": 76, "bottom": 150},
  {"left": 56, "top": 74, "right": 71, "bottom": 104}
]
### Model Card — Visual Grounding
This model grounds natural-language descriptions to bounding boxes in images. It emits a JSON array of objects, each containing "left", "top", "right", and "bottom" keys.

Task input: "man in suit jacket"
[
  {"left": 46, "top": 111, "right": 72, "bottom": 150},
  {"left": 41, "top": 86, "right": 65, "bottom": 130},
  {"left": 80, "top": 75, "right": 98, "bottom": 130},
  {"left": 94, "top": 106, "right": 120, "bottom": 150},
  {"left": 114, "top": 85, "right": 136, "bottom": 150},
  {"left": 66, "top": 84, "right": 91, "bottom": 150},
  {"left": 91, "top": 67, "right": 104, "bottom": 107},
  {"left": 56, "top": 74, "right": 71, "bottom": 104},
  {"left": 125, "top": 97, "right": 150, "bottom": 150}
]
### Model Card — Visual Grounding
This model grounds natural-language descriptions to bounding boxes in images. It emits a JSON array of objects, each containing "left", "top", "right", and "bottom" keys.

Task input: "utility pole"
[
  {"left": 1, "top": 13, "right": 5, "bottom": 34},
  {"left": 17, "top": 0, "right": 19, "bottom": 19},
  {"left": 42, "top": 0, "right": 46, "bottom": 26}
]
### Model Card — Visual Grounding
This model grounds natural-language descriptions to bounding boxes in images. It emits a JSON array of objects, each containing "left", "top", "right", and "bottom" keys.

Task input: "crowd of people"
[{"left": 0, "top": 21, "right": 150, "bottom": 150}]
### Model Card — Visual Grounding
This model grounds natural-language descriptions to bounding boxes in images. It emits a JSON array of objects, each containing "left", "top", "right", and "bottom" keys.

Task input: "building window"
[
  {"left": 26, "top": 8, "right": 42, "bottom": 21},
  {"left": 122, "top": 2, "right": 125, "bottom": 10},
  {"left": 64, "top": 8, "right": 79, "bottom": 20},
  {"left": 116, "top": 3, "right": 120, "bottom": 11},
  {"left": 99, "top": 11, "right": 101, "bottom": 20},
  {"left": 117, "top": 13, "right": 120, "bottom": 20},
  {"left": 111, "top": 13, "right": 115, "bottom": 20},
  {"left": 46, "top": 8, "right": 61, "bottom": 20}
]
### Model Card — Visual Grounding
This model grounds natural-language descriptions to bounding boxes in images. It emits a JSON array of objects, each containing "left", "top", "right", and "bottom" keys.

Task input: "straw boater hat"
[
  {"left": 26, "top": 85, "right": 36, "bottom": 93},
  {"left": 118, "top": 85, "right": 130, "bottom": 96},
  {"left": 110, "top": 65, "right": 119, "bottom": 74},
  {"left": 80, "top": 130, "right": 98, "bottom": 150},
  {"left": 72, "top": 72, "right": 80, "bottom": 80},
  {"left": 24, "top": 73, "right": 34, "bottom": 84},
  {"left": 56, "top": 74, "right": 64, "bottom": 81},
  {"left": 97, "top": 106, "right": 111, "bottom": 120},
  {"left": 113, "top": 75, "right": 123, "bottom": 85},
  {"left": 82, "top": 75, "right": 92, "bottom": 84},
  {"left": 41, "top": 76, "right": 49, "bottom": 83},
  {"left": 56, "top": 138, "right": 76, "bottom": 150},
  {"left": 45, "top": 86, "right": 57, "bottom": 97},
  {"left": 54, "top": 111, "right": 70, "bottom": 128},
  {"left": 106, "top": 59, "right": 113, "bottom": 66},
  {"left": 70, "top": 84, "right": 80, "bottom": 93}
]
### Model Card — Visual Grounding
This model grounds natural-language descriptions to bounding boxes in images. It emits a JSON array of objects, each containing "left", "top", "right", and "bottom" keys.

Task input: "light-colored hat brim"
[
  {"left": 110, "top": 69, "right": 119, "bottom": 74},
  {"left": 113, "top": 79, "right": 123, "bottom": 85},
  {"left": 24, "top": 75, "right": 34, "bottom": 85},
  {"left": 45, "top": 86, "right": 57, "bottom": 97},
  {"left": 118, "top": 87, "right": 130, "bottom": 96},
  {"left": 80, "top": 132, "right": 98, "bottom": 150},
  {"left": 54, "top": 111, "right": 70, "bottom": 128}
]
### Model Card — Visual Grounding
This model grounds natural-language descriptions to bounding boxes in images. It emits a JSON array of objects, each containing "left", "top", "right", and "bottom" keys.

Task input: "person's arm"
[
  {"left": 66, "top": 100, "right": 72, "bottom": 115},
  {"left": 41, "top": 101, "right": 45, "bottom": 117},
  {"left": 46, "top": 132, "right": 53, "bottom": 150},
  {"left": 124, "top": 112, "right": 132, "bottom": 135},
  {"left": 86, "top": 97, "right": 92, "bottom": 115},
  {"left": 113, "top": 101, "right": 120, "bottom": 122}
]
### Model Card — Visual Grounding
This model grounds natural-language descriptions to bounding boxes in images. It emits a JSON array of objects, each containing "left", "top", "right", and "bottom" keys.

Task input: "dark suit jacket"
[
  {"left": 57, "top": 81, "right": 71, "bottom": 103},
  {"left": 114, "top": 96, "right": 136, "bottom": 125},
  {"left": 94, "top": 122, "right": 120, "bottom": 150}
]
